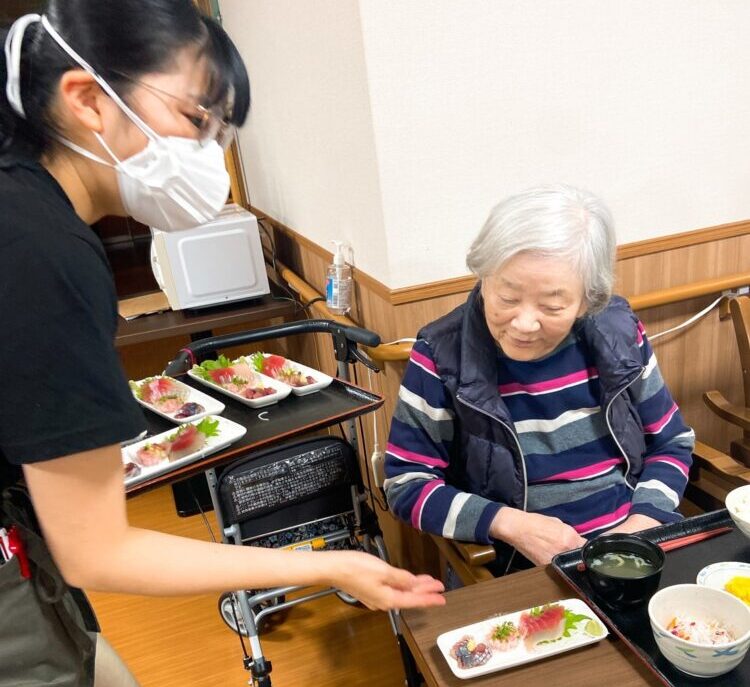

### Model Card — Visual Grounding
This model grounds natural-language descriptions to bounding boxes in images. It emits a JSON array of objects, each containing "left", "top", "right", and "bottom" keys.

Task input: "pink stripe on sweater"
[
  {"left": 411, "top": 480, "right": 444, "bottom": 529},
  {"left": 541, "top": 458, "right": 623, "bottom": 482},
  {"left": 410, "top": 349, "right": 437, "bottom": 374},
  {"left": 386, "top": 442, "right": 449, "bottom": 469},
  {"left": 574, "top": 502, "right": 631, "bottom": 535},
  {"left": 645, "top": 455, "right": 690, "bottom": 477},
  {"left": 498, "top": 367, "right": 598, "bottom": 396},
  {"left": 644, "top": 403, "right": 678, "bottom": 434},
  {"left": 636, "top": 321, "right": 646, "bottom": 345}
]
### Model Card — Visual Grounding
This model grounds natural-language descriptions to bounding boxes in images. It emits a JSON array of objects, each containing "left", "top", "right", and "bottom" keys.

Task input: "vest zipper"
[
  {"left": 604, "top": 366, "right": 645, "bottom": 491},
  {"left": 456, "top": 393, "right": 528, "bottom": 511},
  {"left": 456, "top": 393, "right": 527, "bottom": 575}
]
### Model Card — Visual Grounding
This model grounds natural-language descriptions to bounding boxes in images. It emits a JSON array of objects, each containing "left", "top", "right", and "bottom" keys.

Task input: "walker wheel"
[{"left": 218, "top": 592, "right": 287, "bottom": 636}]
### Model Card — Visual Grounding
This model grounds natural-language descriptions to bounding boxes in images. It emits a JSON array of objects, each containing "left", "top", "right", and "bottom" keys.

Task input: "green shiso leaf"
[{"left": 196, "top": 417, "right": 220, "bottom": 438}]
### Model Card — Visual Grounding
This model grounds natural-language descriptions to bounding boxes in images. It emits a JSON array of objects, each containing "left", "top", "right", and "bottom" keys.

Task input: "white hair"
[{"left": 466, "top": 184, "right": 616, "bottom": 314}]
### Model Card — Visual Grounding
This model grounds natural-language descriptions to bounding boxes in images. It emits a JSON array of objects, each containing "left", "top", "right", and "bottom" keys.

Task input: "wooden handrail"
[
  {"left": 277, "top": 261, "right": 750, "bottom": 363},
  {"left": 628, "top": 273, "right": 750, "bottom": 311}
]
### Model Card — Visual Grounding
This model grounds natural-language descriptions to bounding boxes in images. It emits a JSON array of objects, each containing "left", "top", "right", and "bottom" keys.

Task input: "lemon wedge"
[{"left": 585, "top": 619, "right": 604, "bottom": 637}]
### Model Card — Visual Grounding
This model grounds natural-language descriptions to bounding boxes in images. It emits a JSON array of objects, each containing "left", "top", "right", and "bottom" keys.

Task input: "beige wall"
[
  {"left": 218, "top": 0, "right": 390, "bottom": 281},
  {"left": 221, "top": 0, "right": 750, "bottom": 288}
]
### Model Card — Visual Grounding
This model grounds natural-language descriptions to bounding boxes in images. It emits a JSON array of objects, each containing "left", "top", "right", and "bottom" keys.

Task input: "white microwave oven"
[{"left": 150, "top": 204, "right": 270, "bottom": 310}]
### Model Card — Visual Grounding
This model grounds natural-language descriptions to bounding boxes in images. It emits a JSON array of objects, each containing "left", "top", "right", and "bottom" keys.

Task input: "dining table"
[
  {"left": 400, "top": 564, "right": 660, "bottom": 687},
  {"left": 400, "top": 508, "right": 750, "bottom": 687}
]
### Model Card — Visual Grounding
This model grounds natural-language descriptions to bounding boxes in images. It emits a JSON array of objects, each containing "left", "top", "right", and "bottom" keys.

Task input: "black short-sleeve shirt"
[{"left": 0, "top": 154, "right": 146, "bottom": 490}]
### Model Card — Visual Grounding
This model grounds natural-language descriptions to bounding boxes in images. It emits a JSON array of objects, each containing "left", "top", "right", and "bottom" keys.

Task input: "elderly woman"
[{"left": 384, "top": 185, "right": 695, "bottom": 573}]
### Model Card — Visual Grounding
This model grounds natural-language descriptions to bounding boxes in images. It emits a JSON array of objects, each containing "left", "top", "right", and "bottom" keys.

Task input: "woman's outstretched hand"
[
  {"left": 328, "top": 551, "right": 445, "bottom": 611},
  {"left": 490, "top": 507, "right": 586, "bottom": 566}
]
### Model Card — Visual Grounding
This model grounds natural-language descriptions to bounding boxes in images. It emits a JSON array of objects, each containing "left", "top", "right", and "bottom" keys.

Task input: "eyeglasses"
[{"left": 111, "top": 72, "right": 236, "bottom": 150}]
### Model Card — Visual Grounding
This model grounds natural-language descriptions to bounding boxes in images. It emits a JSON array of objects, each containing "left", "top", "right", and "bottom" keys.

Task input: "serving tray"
[
  {"left": 552, "top": 510, "right": 750, "bottom": 686},
  {"left": 126, "top": 375, "right": 382, "bottom": 496}
]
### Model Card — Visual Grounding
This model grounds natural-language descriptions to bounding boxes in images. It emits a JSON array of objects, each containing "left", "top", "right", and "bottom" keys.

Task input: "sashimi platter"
[
  {"left": 122, "top": 416, "right": 247, "bottom": 487},
  {"left": 436, "top": 598, "right": 609, "bottom": 679},
  {"left": 124, "top": 353, "right": 333, "bottom": 486}
]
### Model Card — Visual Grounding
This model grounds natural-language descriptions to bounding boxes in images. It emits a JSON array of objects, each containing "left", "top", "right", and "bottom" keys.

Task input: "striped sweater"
[{"left": 384, "top": 323, "right": 694, "bottom": 544}]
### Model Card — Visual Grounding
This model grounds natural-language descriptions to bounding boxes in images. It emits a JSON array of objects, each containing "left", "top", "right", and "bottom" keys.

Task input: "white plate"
[
  {"left": 436, "top": 598, "right": 609, "bottom": 680},
  {"left": 130, "top": 375, "right": 225, "bottom": 424},
  {"left": 122, "top": 415, "right": 246, "bottom": 487},
  {"left": 187, "top": 361, "right": 292, "bottom": 409},
  {"left": 247, "top": 354, "right": 333, "bottom": 396},
  {"left": 697, "top": 562, "right": 750, "bottom": 600}
]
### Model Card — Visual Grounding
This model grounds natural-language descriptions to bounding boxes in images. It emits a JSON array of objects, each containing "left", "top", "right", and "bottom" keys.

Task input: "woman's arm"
[
  {"left": 384, "top": 340, "right": 501, "bottom": 543},
  {"left": 625, "top": 323, "right": 694, "bottom": 521},
  {"left": 23, "top": 445, "right": 444, "bottom": 610},
  {"left": 605, "top": 322, "right": 695, "bottom": 534}
]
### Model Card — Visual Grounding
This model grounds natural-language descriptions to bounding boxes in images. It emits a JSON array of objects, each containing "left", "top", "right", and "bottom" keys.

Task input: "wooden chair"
[
  {"left": 687, "top": 440, "right": 750, "bottom": 511},
  {"left": 704, "top": 295, "right": 750, "bottom": 466}
]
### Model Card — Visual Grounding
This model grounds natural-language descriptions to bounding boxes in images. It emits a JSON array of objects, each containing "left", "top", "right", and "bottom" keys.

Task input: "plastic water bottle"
[{"left": 325, "top": 241, "right": 352, "bottom": 315}]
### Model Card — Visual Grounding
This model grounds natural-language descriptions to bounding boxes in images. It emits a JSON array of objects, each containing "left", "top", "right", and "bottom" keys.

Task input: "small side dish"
[
  {"left": 249, "top": 353, "right": 315, "bottom": 388},
  {"left": 191, "top": 356, "right": 276, "bottom": 399},
  {"left": 129, "top": 375, "right": 223, "bottom": 423},
  {"left": 696, "top": 562, "right": 750, "bottom": 605},
  {"left": 243, "top": 353, "right": 333, "bottom": 396},
  {"left": 187, "top": 355, "right": 292, "bottom": 408},
  {"left": 134, "top": 418, "right": 219, "bottom": 466},
  {"left": 122, "top": 416, "right": 247, "bottom": 487}
]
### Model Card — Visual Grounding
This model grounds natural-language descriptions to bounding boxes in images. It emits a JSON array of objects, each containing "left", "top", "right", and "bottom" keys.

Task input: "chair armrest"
[
  {"left": 703, "top": 391, "right": 750, "bottom": 432},
  {"left": 692, "top": 440, "right": 750, "bottom": 489},
  {"left": 430, "top": 534, "right": 496, "bottom": 585},
  {"left": 430, "top": 534, "right": 496, "bottom": 566}
]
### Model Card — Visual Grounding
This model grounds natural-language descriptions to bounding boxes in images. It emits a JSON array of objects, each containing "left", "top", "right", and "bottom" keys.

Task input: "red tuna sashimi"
[
  {"left": 519, "top": 604, "right": 566, "bottom": 648},
  {"left": 139, "top": 377, "right": 182, "bottom": 404},
  {"left": 168, "top": 424, "right": 207, "bottom": 461},
  {"left": 208, "top": 367, "right": 235, "bottom": 385},
  {"left": 261, "top": 354, "right": 286, "bottom": 377}
]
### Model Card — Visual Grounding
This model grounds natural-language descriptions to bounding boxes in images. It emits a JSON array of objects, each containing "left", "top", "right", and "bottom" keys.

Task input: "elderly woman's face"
[{"left": 481, "top": 252, "right": 587, "bottom": 361}]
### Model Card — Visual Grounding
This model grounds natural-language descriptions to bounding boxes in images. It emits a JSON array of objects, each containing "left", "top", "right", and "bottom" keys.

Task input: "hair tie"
[{"left": 4, "top": 13, "right": 42, "bottom": 119}]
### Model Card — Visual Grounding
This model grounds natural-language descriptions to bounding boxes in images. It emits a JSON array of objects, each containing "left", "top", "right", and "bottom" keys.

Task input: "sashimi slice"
[
  {"left": 155, "top": 396, "right": 184, "bottom": 413},
  {"left": 132, "top": 377, "right": 186, "bottom": 405},
  {"left": 167, "top": 418, "right": 220, "bottom": 461},
  {"left": 519, "top": 603, "right": 566, "bottom": 649},
  {"left": 208, "top": 367, "right": 236, "bottom": 385},
  {"left": 135, "top": 442, "right": 170, "bottom": 466},
  {"left": 168, "top": 425, "right": 207, "bottom": 461},
  {"left": 231, "top": 361, "right": 256, "bottom": 380},
  {"left": 242, "top": 386, "right": 276, "bottom": 399},
  {"left": 262, "top": 354, "right": 286, "bottom": 377}
]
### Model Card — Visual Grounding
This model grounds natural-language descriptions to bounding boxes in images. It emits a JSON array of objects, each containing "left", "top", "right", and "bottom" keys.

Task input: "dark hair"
[{"left": 0, "top": 0, "right": 250, "bottom": 157}]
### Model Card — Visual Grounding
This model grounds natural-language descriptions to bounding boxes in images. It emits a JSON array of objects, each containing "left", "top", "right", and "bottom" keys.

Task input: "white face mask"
[{"left": 4, "top": 15, "right": 231, "bottom": 231}]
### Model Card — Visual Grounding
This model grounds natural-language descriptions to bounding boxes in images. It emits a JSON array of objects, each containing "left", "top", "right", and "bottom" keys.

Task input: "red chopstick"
[{"left": 658, "top": 526, "right": 733, "bottom": 552}]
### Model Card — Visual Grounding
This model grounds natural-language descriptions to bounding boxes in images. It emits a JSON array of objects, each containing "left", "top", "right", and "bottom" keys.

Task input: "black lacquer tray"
[{"left": 552, "top": 510, "right": 750, "bottom": 687}]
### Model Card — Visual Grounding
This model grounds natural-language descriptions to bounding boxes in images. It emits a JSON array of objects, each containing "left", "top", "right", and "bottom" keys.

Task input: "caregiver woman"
[
  {"left": 385, "top": 185, "right": 695, "bottom": 574},
  {"left": 0, "top": 2, "right": 443, "bottom": 685}
]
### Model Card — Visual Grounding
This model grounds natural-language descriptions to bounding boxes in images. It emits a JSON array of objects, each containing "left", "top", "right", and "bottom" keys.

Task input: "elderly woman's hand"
[
  {"left": 490, "top": 508, "right": 586, "bottom": 566},
  {"left": 602, "top": 514, "right": 661, "bottom": 536}
]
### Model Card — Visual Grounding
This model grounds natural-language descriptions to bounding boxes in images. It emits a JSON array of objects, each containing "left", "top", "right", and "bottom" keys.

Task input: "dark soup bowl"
[{"left": 582, "top": 533, "right": 665, "bottom": 610}]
